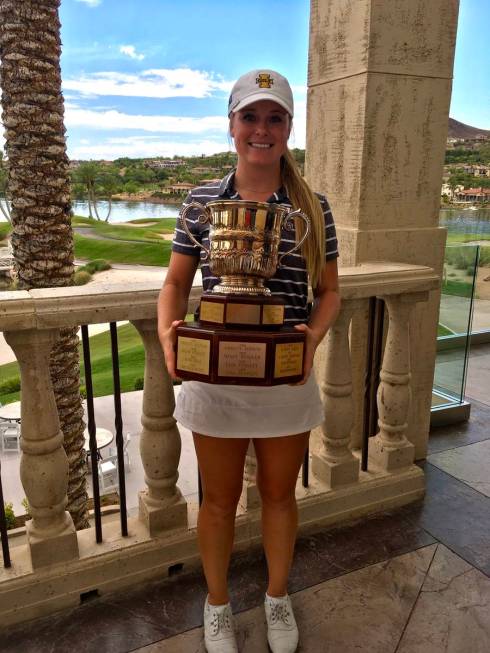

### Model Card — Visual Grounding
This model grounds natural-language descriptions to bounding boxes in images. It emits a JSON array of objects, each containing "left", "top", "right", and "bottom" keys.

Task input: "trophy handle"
[
  {"left": 180, "top": 201, "right": 211, "bottom": 257},
  {"left": 278, "top": 209, "right": 310, "bottom": 265}
]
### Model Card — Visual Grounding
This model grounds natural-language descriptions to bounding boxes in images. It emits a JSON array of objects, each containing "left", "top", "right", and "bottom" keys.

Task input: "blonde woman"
[{"left": 158, "top": 69, "right": 340, "bottom": 653}]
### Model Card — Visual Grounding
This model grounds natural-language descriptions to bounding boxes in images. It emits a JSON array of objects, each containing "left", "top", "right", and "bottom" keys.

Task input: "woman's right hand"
[{"left": 159, "top": 319, "right": 184, "bottom": 381}]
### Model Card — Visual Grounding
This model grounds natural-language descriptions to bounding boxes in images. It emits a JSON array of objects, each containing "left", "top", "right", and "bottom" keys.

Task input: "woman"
[{"left": 158, "top": 69, "right": 340, "bottom": 653}]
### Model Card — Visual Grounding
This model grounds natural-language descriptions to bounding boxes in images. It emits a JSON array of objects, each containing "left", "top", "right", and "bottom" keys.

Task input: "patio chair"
[
  {"left": 98, "top": 455, "right": 119, "bottom": 494},
  {"left": 1, "top": 422, "right": 21, "bottom": 453},
  {"left": 108, "top": 433, "right": 131, "bottom": 472}
]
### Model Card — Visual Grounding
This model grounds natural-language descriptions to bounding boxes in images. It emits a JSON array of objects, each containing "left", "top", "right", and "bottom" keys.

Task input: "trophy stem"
[{"left": 212, "top": 276, "right": 271, "bottom": 296}]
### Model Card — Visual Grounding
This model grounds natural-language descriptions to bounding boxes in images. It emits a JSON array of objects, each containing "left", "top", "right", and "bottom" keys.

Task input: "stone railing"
[{"left": 0, "top": 261, "right": 439, "bottom": 626}]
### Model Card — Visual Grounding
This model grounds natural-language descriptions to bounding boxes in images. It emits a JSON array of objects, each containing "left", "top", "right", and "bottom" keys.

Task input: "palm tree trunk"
[{"left": 0, "top": 0, "right": 89, "bottom": 529}]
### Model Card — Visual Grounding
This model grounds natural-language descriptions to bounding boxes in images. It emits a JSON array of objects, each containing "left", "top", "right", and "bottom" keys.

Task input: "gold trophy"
[{"left": 175, "top": 200, "right": 310, "bottom": 385}]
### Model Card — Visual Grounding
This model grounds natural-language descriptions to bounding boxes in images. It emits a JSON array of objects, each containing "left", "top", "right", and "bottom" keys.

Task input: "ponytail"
[{"left": 281, "top": 149, "right": 325, "bottom": 289}]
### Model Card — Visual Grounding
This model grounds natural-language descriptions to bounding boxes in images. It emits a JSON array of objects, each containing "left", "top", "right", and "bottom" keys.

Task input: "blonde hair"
[{"left": 281, "top": 149, "right": 325, "bottom": 289}]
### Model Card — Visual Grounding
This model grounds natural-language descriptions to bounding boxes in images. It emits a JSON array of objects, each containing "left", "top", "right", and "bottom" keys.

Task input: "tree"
[
  {"left": 72, "top": 161, "right": 116, "bottom": 222},
  {"left": 0, "top": 0, "right": 89, "bottom": 528}
]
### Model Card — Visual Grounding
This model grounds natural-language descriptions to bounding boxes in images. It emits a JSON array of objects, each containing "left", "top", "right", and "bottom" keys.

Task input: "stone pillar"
[
  {"left": 368, "top": 294, "right": 418, "bottom": 470},
  {"left": 306, "top": 0, "right": 459, "bottom": 459},
  {"left": 131, "top": 319, "right": 187, "bottom": 535},
  {"left": 239, "top": 440, "right": 260, "bottom": 511},
  {"left": 4, "top": 329, "right": 79, "bottom": 569},
  {"left": 312, "top": 300, "right": 360, "bottom": 487}
]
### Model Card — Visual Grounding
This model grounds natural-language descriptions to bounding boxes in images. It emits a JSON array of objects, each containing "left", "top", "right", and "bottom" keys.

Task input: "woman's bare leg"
[
  {"left": 253, "top": 432, "right": 310, "bottom": 597},
  {"left": 193, "top": 432, "right": 250, "bottom": 605}
]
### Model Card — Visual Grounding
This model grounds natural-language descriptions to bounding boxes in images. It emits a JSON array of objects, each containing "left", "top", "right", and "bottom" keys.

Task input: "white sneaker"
[
  {"left": 264, "top": 593, "right": 299, "bottom": 653},
  {"left": 203, "top": 595, "right": 239, "bottom": 653}
]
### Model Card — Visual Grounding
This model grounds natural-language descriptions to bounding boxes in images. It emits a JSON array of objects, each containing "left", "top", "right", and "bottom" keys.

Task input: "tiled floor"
[{"left": 1, "top": 358, "right": 490, "bottom": 651}]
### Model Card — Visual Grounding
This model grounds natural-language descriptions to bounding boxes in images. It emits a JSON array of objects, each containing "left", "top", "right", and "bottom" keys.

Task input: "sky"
[{"left": 4, "top": 0, "right": 490, "bottom": 161}]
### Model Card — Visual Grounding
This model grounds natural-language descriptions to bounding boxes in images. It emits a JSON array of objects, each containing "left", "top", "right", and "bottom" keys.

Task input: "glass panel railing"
[{"left": 433, "top": 244, "right": 479, "bottom": 408}]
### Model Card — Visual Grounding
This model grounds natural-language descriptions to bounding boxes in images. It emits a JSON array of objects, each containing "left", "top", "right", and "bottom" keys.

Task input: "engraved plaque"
[
  {"left": 226, "top": 303, "right": 261, "bottom": 325},
  {"left": 200, "top": 300, "right": 225, "bottom": 324},
  {"left": 274, "top": 342, "right": 304, "bottom": 378},
  {"left": 177, "top": 336, "right": 210, "bottom": 375},
  {"left": 218, "top": 341, "right": 266, "bottom": 378},
  {"left": 262, "top": 304, "right": 284, "bottom": 325}
]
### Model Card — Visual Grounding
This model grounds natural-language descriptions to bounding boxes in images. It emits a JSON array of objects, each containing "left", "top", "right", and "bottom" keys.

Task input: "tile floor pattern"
[
  {"left": 138, "top": 544, "right": 490, "bottom": 653},
  {"left": 1, "top": 354, "right": 490, "bottom": 651}
]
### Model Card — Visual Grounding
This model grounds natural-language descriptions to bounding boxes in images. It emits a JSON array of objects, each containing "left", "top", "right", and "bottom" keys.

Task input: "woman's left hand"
[{"left": 292, "top": 323, "right": 322, "bottom": 385}]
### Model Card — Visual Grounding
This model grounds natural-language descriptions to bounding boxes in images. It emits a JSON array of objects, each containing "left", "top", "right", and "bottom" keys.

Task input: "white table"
[
  {"left": 0, "top": 402, "right": 21, "bottom": 422},
  {"left": 83, "top": 427, "right": 114, "bottom": 454}
]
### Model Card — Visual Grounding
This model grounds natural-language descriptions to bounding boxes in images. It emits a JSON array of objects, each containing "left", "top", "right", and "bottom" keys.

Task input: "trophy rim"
[{"left": 206, "top": 199, "right": 289, "bottom": 213}]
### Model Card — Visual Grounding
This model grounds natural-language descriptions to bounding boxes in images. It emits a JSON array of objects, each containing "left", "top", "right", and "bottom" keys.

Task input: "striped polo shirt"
[{"left": 172, "top": 170, "right": 339, "bottom": 324}]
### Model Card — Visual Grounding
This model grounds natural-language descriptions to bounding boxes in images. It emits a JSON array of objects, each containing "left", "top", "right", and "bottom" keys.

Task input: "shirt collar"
[{"left": 218, "top": 169, "right": 290, "bottom": 204}]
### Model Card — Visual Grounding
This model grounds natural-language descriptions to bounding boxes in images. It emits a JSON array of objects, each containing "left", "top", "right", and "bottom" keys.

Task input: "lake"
[{"left": 1, "top": 198, "right": 489, "bottom": 236}]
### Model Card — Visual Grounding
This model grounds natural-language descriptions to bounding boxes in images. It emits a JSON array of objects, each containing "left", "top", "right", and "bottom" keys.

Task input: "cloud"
[
  {"left": 64, "top": 103, "right": 228, "bottom": 133},
  {"left": 68, "top": 137, "right": 230, "bottom": 160},
  {"left": 119, "top": 45, "right": 145, "bottom": 61},
  {"left": 63, "top": 68, "right": 231, "bottom": 99},
  {"left": 75, "top": 0, "right": 101, "bottom": 7}
]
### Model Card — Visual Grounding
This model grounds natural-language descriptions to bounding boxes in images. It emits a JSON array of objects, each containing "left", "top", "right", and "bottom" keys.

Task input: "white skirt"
[{"left": 174, "top": 374, "right": 324, "bottom": 438}]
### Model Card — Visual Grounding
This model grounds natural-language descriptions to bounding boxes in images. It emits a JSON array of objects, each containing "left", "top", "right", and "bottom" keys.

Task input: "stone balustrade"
[{"left": 0, "top": 262, "right": 439, "bottom": 626}]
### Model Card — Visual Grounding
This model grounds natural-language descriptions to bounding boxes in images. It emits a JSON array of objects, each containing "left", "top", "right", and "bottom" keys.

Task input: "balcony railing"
[{"left": 0, "top": 261, "right": 439, "bottom": 626}]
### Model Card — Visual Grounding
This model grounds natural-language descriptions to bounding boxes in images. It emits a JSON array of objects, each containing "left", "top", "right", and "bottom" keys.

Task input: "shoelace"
[
  {"left": 269, "top": 600, "right": 292, "bottom": 626},
  {"left": 209, "top": 607, "right": 232, "bottom": 636}
]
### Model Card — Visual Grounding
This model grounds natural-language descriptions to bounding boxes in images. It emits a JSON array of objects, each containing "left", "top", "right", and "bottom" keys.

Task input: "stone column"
[
  {"left": 131, "top": 319, "right": 187, "bottom": 535},
  {"left": 368, "top": 295, "right": 416, "bottom": 470},
  {"left": 306, "top": 0, "right": 459, "bottom": 459},
  {"left": 312, "top": 300, "right": 360, "bottom": 487},
  {"left": 4, "top": 329, "right": 79, "bottom": 569},
  {"left": 239, "top": 440, "right": 260, "bottom": 511}
]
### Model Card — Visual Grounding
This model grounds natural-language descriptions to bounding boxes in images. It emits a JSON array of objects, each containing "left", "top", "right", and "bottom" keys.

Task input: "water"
[
  {"left": 439, "top": 207, "right": 490, "bottom": 238},
  {"left": 71, "top": 199, "right": 180, "bottom": 223},
  {"left": 1, "top": 197, "right": 489, "bottom": 236},
  {"left": 0, "top": 199, "right": 180, "bottom": 224}
]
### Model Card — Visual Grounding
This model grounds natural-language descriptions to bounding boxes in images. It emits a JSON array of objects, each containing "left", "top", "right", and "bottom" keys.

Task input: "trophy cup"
[{"left": 175, "top": 200, "right": 310, "bottom": 385}]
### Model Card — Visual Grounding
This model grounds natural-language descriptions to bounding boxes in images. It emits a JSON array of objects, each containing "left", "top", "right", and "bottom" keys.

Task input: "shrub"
[
  {"left": 78, "top": 259, "right": 111, "bottom": 275},
  {"left": 466, "top": 265, "right": 476, "bottom": 277},
  {"left": 4, "top": 502, "right": 15, "bottom": 530},
  {"left": 74, "top": 270, "right": 92, "bottom": 286},
  {"left": 79, "top": 385, "right": 87, "bottom": 399},
  {"left": 91, "top": 258, "right": 111, "bottom": 272},
  {"left": 21, "top": 497, "right": 30, "bottom": 517},
  {"left": 133, "top": 377, "right": 144, "bottom": 390},
  {"left": 0, "top": 377, "right": 21, "bottom": 394}
]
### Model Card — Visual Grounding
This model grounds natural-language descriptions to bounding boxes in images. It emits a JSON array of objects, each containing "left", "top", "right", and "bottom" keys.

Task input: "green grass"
[
  {"left": 0, "top": 323, "right": 146, "bottom": 405},
  {"left": 446, "top": 232, "right": 490, "bottom": 245},
  {"left": 80, "top": 323, "right": 146, "bottom": 397},
  {"left": 437, "top": 324, "right": 455, "bottom": 337},
  {"left": 73, "top": 216, "right": 176, "bottom": 243},
  {"left": 74, "top": 233, "right": 171, "bottom": 266},
  {"left": 441, "top": 279, "right": 475, "bottom": 298}
]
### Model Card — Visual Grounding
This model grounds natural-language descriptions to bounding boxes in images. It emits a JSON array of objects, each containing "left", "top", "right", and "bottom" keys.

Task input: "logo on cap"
[{"left": 256, "top": 73, "right": 274, "bottom": 89}]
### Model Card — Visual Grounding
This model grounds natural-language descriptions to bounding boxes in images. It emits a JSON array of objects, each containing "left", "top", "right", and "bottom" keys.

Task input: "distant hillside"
[{"left": 448, "top": 117, "right": 490, "bottom": 140}]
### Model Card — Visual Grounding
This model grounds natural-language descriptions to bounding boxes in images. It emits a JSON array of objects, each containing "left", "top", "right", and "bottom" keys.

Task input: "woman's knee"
[
  {"left": 256, "top": 481, "right": 296, "bottom": 509},
  {"left": 201, "top": 489, "right": 242, "bottom": 519}
]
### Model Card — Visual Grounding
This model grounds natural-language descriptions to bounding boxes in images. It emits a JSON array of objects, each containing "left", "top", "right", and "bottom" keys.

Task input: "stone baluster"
[
  {"left": 239, "top": 440, "right": 260, "bottom": 511},
  {"left": 4, "top": 329, "right": 79, "bottom": 569},
  {"left": 368, "top": 294, "right": 419, "bottom": 470},
  {"left": 131, "top": 318, "right": 187, "bottom": 535},
  {"left": 312, "top": 300, "right": 361, "bottom": 487}
]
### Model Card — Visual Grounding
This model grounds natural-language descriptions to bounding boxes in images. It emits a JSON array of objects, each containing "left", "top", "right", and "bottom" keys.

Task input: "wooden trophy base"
[
  {"left": 199, "top": 293, "right": 285, "bottom": 328},
  {"left": 175, "top": 322, "right": 305, "bottom": 386}
]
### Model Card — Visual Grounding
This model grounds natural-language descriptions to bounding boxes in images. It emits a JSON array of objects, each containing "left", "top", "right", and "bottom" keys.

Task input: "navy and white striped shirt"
[{"left": 172, "top": 170, "right": 339, "bottom": 324}]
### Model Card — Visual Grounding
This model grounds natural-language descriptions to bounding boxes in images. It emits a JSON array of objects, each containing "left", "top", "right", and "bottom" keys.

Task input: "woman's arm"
[
  {"left": 158, "top": 251, "right": 199, "bottom": 379},
  {"left": 294, "top": 258, "right": 341, "bottom": 384}
]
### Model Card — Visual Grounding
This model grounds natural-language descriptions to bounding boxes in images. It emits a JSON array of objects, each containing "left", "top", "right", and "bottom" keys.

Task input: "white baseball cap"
[{"left": 228, "top": 69, "right": 294, "bottom": 117}]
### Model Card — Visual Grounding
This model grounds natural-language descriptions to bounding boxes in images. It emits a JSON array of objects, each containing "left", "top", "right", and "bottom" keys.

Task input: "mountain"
[{"left": 448, "top": 118, "right": 490, "bottom": 140}]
